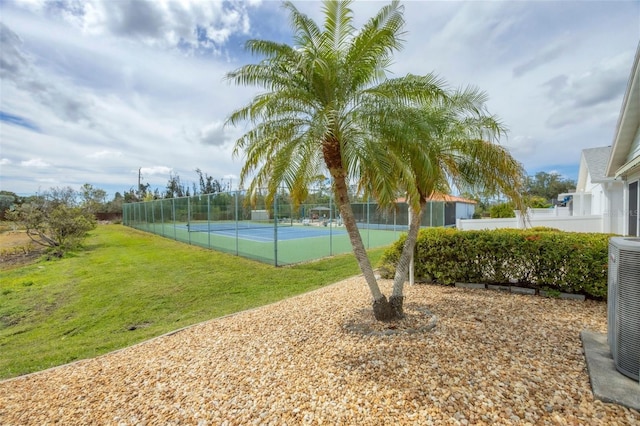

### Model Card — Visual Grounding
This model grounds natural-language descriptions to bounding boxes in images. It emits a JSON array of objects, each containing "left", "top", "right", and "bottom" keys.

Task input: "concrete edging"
[{"left": 451, "top": 282, "right": 586, "bottom": 301}]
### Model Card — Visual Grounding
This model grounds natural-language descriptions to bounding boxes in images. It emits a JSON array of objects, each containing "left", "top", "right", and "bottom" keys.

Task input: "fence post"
[
  {"left": 367, "top": 196, "right": 370, "bottom": 248},
  {"left": 273, "top": 192, "right": 278, "bottom": 266},
  {"left": 408, "top": 204, "right": 414, "bottom": 286},
  {"left": 207, "top": 194, "right": 211, "bottom": 248},
  {"left": 160, "top": 199, "right": 164, "bottom": 237},
  {"left": 329, "top": 181, "right": 333, "bottom": 256},
  {"left": 235, "top": 190, "right": 239, "bottom": 256},
  {"left": 172, "top": 198, "right": 176, "bottom": 240}
]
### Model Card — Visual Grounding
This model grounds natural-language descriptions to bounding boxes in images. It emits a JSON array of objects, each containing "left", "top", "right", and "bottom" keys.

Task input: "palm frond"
[{"left": 321, "top": 0, "right": 355, "bottom": 52}]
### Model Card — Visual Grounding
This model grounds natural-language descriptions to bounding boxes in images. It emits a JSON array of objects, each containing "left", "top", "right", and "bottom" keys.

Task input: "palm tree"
[
  {"left": 376, "top": 87, "right": 526, "bottom": 316},
  {"left": 226, "top": 0, "right": 525, "bottom": 320}
]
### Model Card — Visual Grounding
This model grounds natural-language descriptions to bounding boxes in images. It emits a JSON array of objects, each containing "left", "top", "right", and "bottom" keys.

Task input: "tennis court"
[
  {"left": 177, "top": 222, "right": 349, "bottom": 242},
  {"left": 123, "top": 191, "right": 445, "bottom": 265},
  {"left": 130, "top": 221, "right": 402, "bottom": 265}
]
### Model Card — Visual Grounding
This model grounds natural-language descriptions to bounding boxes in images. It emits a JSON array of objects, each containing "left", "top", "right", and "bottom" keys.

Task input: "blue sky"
[{"left": 1, "top": 0, "right": 639, "bottom": 198}]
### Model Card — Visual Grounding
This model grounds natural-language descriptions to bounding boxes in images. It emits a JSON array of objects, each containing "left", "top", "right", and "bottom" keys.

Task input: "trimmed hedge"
[{"left": 378, "top": 227, "right": 611, "bottom": 299}]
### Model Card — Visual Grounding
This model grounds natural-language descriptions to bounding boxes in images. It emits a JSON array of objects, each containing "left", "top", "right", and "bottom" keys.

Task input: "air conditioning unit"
[{"left": 608, "top": 237, "right": 640, "bottom": 382}]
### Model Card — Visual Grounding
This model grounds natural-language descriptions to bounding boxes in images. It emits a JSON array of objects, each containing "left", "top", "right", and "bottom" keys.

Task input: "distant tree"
[
  {"left": 525, "top": 172, "right": 576, "bottom": 204},
  {"left": 138, "top": 182, "right": 151, "bottom": 200},
  {"left": 490, "top": 202, "right": 515, "bottom": 218},
  {"left": 105, "top": 192, "right": 124, "bottom": 213},
  {"left": 527, "top": 196, "right": 552, "bottom": 209},
  {"left": 123, "top": 188, "right": 140, "bottom": 203},
  {"left": 7, "top": 187, "right": 96, "bottom": 254},
  {"left": 195, "top": 168, "right": 223, "bottom": 195},
  {"left": 165, "top": 173, "right": 187, "bottom": 198},
  {"left": 459, "top": 191, "right": 496, "bottom": 218},
  {"left": 0, "top": 191, "right": 20, "bottom": 220},
  {"left": 80, "top": 183, "right": 107, "bottom": 214}
]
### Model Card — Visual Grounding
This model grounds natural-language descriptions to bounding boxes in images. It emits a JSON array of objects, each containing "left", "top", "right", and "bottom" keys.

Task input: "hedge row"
[{"left": 378, "top": 227, "right": 611, "bottom": 299}]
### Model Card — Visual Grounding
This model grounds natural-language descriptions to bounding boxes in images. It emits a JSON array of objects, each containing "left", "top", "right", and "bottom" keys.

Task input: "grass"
[{"left": 0, "top": 224, "right": 388, "bottom": 380}]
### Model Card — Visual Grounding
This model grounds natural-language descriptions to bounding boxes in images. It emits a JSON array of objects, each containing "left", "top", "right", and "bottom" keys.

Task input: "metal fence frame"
[{"left": 123, "top": 190, "right": 445, "bottom": 266}]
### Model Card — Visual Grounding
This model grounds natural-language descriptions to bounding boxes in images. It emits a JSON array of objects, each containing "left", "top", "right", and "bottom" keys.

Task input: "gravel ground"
[{"left": 1, "top": 277, "right": 639, "bottom": 425}]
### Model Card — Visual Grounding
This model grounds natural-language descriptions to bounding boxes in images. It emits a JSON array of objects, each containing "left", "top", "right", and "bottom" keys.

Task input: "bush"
[
  {"left": 528, "top": 196, "right": 552, "bottom": 208},
  {"left": 378, "top": 228, "right": 610, "bottom": 299},
  {"left": 6, "top": 187, "right": 97, "bottom": 254},
  {"left": 489, "top": 202, "right": 515, "bottom": 218}
]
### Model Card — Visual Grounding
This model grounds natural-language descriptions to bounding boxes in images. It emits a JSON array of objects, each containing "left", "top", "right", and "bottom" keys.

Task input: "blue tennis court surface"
[{"left": 176, "top": 224, "right": 347, "bottom": 242}]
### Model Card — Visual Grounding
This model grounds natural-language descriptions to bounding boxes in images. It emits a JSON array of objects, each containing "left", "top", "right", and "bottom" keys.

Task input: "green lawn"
[{"left": 0, "top": 224, "right": 389, "bottom": 380}]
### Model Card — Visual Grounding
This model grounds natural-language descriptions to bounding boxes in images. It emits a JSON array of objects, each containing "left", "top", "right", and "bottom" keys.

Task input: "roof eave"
[{"left": 606, "top": 43, "right": 640, "bottom": 177}]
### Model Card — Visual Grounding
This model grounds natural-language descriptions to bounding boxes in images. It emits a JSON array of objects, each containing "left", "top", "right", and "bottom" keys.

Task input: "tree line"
[
  {"left": 465, "top": 171, "right": 577, "bottom": 218},
  {"left": 0, "top": 169, "right": 229, "bottom": 255},
  {"left": 126, "top": 168, "right": 231, "bottom": 202}
]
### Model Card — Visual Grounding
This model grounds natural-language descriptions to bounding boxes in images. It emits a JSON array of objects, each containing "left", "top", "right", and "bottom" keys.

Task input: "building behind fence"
[{"left": 122, "top": 190, "right": 448, "bottom": 266}]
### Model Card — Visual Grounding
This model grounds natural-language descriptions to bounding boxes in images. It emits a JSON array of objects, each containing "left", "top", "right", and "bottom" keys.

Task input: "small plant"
[{"left": 541, "top": 287, "right": 561, "bottom": 298}]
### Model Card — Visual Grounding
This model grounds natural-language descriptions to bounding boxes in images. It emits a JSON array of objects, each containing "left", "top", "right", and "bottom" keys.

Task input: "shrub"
[
  {"left": 6, "top": 187, "right": 97, "bottom": 254},
  {"left": 379, "top": 228, "right": 610, "bottom": 299},
  {"left": 489, "top": 202, "right": 515, "bottom": 218},
  {"left": 528, "top": 196, "right": 552, "bottom": 208}
]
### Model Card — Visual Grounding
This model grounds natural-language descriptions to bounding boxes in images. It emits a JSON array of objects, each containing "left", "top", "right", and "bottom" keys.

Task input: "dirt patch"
[
  {"left": 344, "top": 303, "right": 438, "bottom": 336},
  {"left": 0, "top": 231, "right": 46, "bottom": 270}
]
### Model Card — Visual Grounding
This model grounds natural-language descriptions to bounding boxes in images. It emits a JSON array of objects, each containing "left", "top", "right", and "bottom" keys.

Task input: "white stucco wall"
[
  {"left": 457, "top": 214, "right": 604, "bottom": 233},
  {"left": 604, "top": 181, "right": 625, "bottom": 235},
  {"left": 572, "top": 192, "right": 592, "bottom": 216}
]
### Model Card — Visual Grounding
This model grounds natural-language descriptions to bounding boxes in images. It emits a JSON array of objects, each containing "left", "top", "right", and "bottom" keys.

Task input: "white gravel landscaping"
[{"left": 1, "top": 277, "right": 638, "bottom": 425}]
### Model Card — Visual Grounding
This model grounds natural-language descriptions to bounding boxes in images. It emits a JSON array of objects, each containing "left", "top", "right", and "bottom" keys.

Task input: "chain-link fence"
[{"left": 123, "top": 191, "right": 445, "bottom": 266}]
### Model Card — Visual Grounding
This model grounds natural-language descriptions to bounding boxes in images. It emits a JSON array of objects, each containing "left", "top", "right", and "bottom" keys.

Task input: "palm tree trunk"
[
  {"left": 331, "top": 173, "right": 396, "bottom": 320},
  {"left": 390, "top": 202, "right": 425, "bottom": 317}
]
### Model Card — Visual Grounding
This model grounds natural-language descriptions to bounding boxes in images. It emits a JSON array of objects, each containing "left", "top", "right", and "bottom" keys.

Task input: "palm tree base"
[
  {"left": 389, "top": 295, "right": 405, "bottom": 318},
  {"left": 372, "top": 296, "right": 403, "bottom": 321}
]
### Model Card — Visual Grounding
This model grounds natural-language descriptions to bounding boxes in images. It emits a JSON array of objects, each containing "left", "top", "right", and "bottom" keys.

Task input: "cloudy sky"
[{"left": 1, "top": 0, "right": 639, "bottom": 198}]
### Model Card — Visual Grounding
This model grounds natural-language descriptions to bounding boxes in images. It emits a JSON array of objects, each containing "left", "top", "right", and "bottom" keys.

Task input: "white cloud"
[
  {"left": 18, "top": 0, "right": 262, "bottom": 55},
  {"left": 139, "top": 166, "right": 172, "bottom": 176},
  {"left": 21, "top": 158, "right": 51, "bottom": 168},
  {"left": 0, "top": 159, "right": 12, "bottom": 165},
  {"left": 542, "top": 51, "right": 634, "bottom": 129},
  {"left": 86, "top": 150, "right": 122, "bottom": 159},
  {"left": 504, "top": 136, "right": 539, "bottom": 158},
  {"left": 36, "top": 177, "right": 57, "bottom": 184},
  {"left": 1, "top": 0, "right": 639, "bottom": 197}
]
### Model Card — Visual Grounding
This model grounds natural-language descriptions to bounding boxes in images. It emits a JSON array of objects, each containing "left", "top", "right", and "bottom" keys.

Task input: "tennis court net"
[{"left": 185, "top": 219, "right": 293, "bottom": 232}]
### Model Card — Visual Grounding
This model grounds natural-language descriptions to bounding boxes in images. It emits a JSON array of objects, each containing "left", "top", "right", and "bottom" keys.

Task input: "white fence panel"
[
  {"left": 457, "top": 214, "right": 604, "bottom": 233},
  {"left": 456, "top": 218, "right": 518, "bottom": 231}
]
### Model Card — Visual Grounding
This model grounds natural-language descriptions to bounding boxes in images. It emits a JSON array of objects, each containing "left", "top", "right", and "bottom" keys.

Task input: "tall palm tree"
[{"left": 226, "top": 0, "right": 525, "bottom": 320}]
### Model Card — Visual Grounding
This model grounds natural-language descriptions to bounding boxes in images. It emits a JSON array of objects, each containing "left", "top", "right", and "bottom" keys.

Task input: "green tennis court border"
[{"left": 126, "top": 222, "right": 403, "bottom": 265}]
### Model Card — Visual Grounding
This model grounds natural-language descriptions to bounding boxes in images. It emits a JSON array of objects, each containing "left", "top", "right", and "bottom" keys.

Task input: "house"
[
  {"left": 560, "top": 146, "right": 625, "bottom": 234},
  {"left": 395, "top": 195, "right": 476, "bottom": 227},
  {"left": 557, "top": 43, "right": 639, "bottom": 236},
  {"left": 458, "top": 42, "right": 639, "bottom": 235},
  {"left": 605, "top": 43, "right": 640, "bottom": 237},
  {"left": 428, "top": 194, "right": 477, "bottom": 226}
]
